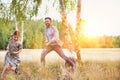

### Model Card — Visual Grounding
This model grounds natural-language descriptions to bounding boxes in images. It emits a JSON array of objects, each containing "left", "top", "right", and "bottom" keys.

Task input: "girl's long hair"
[{"left": 12, "top": 31, "right": 21, "bottom": 40}]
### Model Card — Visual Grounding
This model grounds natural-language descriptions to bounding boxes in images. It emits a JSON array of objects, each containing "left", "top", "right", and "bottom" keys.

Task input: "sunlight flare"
[{"left": 85, "top": 22, "right": 103, "bottom": 36}]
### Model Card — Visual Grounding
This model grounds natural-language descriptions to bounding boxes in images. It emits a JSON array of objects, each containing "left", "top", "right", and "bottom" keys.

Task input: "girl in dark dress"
[{"left": 0, "top": 31, "right": 22, "bottom": 79}]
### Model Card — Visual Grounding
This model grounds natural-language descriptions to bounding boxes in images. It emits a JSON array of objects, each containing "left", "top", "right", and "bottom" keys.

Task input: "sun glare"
[
  {"left": 67, "top": 11, "right": 104, "bottom": 36},
  {"left": 85, "top": 23, "right": 103, "bottom": 36},
  {"left": 67, "top": 11, "right": 76, "bottom": 31}
]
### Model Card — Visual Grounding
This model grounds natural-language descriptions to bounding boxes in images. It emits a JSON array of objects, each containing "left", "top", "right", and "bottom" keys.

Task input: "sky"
[
  {"left": 36, "top": 0, "right": 120, "bottom": 36},
  {"left": 1, "top": 0, "right": 120, "bottom": 36},
  {"left": 81, "top": 0, "right": 120, "bottom": 36},
  {"left": 39, "top": 0, "right": 120, "bottom": 36}
]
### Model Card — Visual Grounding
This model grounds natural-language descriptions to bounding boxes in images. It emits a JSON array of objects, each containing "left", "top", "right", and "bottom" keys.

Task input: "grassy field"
[
  {"left": 0, "top": 49, "right": 120, "bottom": 80},
  {"left": 1, "top": 48, "right": 120, "bottom": 62},
  {"left": 0, "top": 61, "right": 120, "bottom": 80}
]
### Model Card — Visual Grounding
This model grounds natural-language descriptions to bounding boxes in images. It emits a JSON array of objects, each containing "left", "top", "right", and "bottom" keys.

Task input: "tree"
[
  {"left": 0, "top": 0, "right": 42, "bottom": 49},
  {"left": 58, "top": 0, "right": 82, "bottom": 61},
  {"left": 10, "top": 0, "right": 42, "bottom": 44},
  {"left": 0, "top": 2, "right": 12, "bottom": 49},
  {"left": 74, "top": 0, "right": 81, "bottom": 61},
  {"left": 58, "top": 0, "right": 68, "bottom": 47},
  {"left": 0, "top": 2, "right": 11, "bottom": 24},
  {"left": 58, "top": 0, "right": 76, "bottom": 46}
]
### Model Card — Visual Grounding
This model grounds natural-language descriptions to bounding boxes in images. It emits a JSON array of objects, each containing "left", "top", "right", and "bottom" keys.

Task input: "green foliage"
[
  {"left": 0, "top": 3, "right": 11, "bottom": 23},
  {"left": 22, "top": 20, "right": 45, "bottom": 49},
  {"left": 8, "top": 76, "right": 16, "bottom": 80},
  {"left": 54, "top": 0, "right": 76, "bottom": 13},
  {"left": 0, "top": 20, "right": 63, "bottom": 49},
  {"left": 112, "top": 36, "right": 120, "bottom": 48},
  {"left": 0, "top": 19, "right": 13, "bottom": 50},
  {"left": 0, "top": 19, "right": 120, "bottom": 49},
  {"left": 10, "top": 0, "right": 42, "bottom": 21},
  {"left": 63, "top": 0, "right": 76, "bottom": 12}
]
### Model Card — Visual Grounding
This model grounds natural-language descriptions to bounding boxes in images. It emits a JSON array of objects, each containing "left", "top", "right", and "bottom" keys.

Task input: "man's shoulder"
[
  {"left": 52, "top": 26, "right": 58, "bottom": 30},
  {"left": 52, "top": 26, "right": 57, "bottom": 28}
]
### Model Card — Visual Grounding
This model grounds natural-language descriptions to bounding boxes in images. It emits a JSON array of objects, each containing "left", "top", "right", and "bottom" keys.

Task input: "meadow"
[
  {"left": 0, "top": 61, "right": 120, "bottom": 80},
  {"left": 0, "top": 49, "right": 120, "bottom": 80}
]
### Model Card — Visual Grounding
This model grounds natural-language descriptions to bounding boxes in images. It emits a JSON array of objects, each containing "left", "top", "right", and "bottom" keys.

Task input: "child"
[{"left": 0, "top": 31, "right": 22, "bottom": 79}]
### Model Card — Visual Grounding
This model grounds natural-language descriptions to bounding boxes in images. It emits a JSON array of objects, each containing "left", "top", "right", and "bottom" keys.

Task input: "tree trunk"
[
  {"left": 15, "top": 21, "right": 18, "bottom": 31},
  {"left": 76, "top": 0, "right": 81, "bottom": 33},
  {"left": 59, "top": 0, "right": 81, "bottom": 62},
  {"left": 59, "top": 0, "right": 69, "bottom": 47},
  {"left": 21, "top": 21, "right": 24, "bottom": 44},
  {"left": 15, "top": 20, "right": 24, "bottom": 44},
  {"left": 75, "top": 0, "right": 81, "bottom": 61}
]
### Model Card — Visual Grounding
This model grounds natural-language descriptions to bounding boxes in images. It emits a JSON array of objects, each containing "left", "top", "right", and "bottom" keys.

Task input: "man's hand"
[{"left": 45, "top": 42, "right": 51, "bottom": 46}]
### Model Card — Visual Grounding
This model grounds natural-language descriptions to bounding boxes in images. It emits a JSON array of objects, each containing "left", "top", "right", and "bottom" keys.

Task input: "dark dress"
[{"left": 4, "top": 37, "right": 22, "bottom": 67}]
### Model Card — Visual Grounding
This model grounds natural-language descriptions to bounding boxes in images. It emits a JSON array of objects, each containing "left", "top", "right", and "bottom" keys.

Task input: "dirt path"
[{"left": 0, "top": 48, "right": 120, "bottom": 62}]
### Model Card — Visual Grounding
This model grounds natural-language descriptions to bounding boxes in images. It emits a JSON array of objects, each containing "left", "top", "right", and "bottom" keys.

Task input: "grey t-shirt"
[{"left": 45, "top": 26, "right": 59, "bottom": 45}]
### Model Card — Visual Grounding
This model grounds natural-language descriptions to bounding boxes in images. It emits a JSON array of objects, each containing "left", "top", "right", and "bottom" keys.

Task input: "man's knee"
[
  {"left": 41, "top": 55, "right": 44, "bottom": 61},
  {"left": 41, "top": 51, "right": 46, "bottom": 60},
  {"left": 41, "top": 49, "right": 49, "bottom": 58}
]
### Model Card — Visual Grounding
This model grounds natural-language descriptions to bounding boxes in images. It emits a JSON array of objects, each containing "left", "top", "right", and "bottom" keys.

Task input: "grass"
[{"left": 0, "top": 60, "right": 120, "bottom": 80}]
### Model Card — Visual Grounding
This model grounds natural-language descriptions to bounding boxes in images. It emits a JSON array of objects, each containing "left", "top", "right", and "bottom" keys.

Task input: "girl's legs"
[
  {"left": 0, "top": 64, "right": 10, "bottom": 79},
  {"left": 11, "top": 66, "right": 18, "bottom": 74},
  {"left": 11, "top": 66, "right": 16, "bottom": 71},
  {"left": 0, "top": 64, "right": 17, "bottom": 79}
]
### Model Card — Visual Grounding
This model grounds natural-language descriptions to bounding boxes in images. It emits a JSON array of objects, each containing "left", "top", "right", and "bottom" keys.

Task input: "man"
[{"left": 41, "top": 17, "right": 75, "bottom": 69}]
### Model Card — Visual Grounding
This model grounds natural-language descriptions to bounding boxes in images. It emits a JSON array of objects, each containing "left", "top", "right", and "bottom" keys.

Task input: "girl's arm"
[
  {"left": 17, "top": 48, "right": 22, "bottom": 53},
  {"left": 6, "top": 36, "right": 12, "bottom": 50},
  {"left": 12, "top": 43, "right": 22, "bottom": 54},
  {"left": 6, "top": 44, "right": 9, "bottom": 50},
  {"left": 12, "top": 48, "right": 22, "bottom": 54}
]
